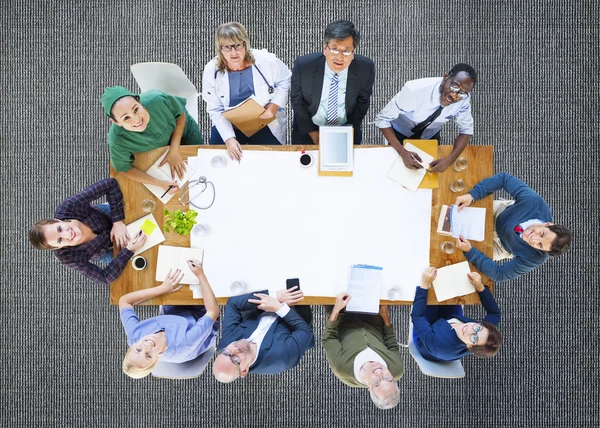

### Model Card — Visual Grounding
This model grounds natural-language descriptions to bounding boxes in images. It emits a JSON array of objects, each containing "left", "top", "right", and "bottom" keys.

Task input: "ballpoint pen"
[{"left": 160, "top": 185, "right": 174, "bottom": 198}]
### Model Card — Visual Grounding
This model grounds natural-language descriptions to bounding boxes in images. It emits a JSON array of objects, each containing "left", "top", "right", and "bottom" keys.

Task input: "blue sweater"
[{"left": 464, "top": 173, "right": 552, "bottom": 281}]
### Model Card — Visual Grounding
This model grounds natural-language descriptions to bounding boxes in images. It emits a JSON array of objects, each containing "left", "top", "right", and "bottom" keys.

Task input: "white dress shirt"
[
  {"left": 246, "top": 303, "right": 290, "bottom": 365},
  {"left": 311, "top": 63, "right": 348, "bottom": 127},
  {"left": 374, "top": 77, "right": 474, "bottom": 139}
]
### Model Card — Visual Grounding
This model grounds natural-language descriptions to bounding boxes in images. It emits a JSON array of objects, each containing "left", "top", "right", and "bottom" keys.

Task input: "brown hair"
[
  {"left": 122, "top": 347, "right": 159, "bottom": 379},
  {"left": 214, "top": 22, "right": 255, "bottom": 73},
  {"left": 470, "top": 321, "right": 502, "bottom": 358},
  {"left": 29, "top": 219, "right": 60, "bottom": 250},
  {"left": 548, "top": 224, "right": 572, "bottom": 257}
]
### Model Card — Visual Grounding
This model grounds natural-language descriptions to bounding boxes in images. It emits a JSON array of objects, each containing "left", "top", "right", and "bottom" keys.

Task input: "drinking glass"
[
  {"left": 453, "top": 157, "right": 468, "bottom": 172},
  {"left": 450, "top": 179, "right": 465, "bottom": 193},
  {"left": 210, "top": 155, "right": 226, "bottom": 168},
  {"left": 229, "top": 281, "right": 246, "bottom": 295},
  {"left": 387, "top": 287, "right": 403, "bottom": 300},
  {"left": 441, "top": 241, "right": 455, "bottom": 254},
  {"left": 141, "top": 199, "right": 156, "bottom": 213}
]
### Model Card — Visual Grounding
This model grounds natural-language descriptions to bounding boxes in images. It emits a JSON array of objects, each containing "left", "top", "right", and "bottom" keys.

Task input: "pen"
[
  {"left": 133, "top": 229, "right": 142, "bottom": 243},
  {"left": 160, "top": 185, "right": 174, "bottom": 198}
]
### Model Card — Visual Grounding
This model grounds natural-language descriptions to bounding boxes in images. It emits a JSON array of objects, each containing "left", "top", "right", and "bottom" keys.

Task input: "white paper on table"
[
  {"left": 432, "top": 261, "right": 475, "bottom": 301},
  {"left": 155, "top": 245, "right": 204, "bottom": 284},
  {"left": 345, "top": 264, "right": 383, "bottom": 314},
  {"left": 387, "top": 143, "right": 434, "bottom": 192},
  {"left": 126, "top": 213, "right": 165, "bottom": 256},
  {"left": 450, "top": 205, "right": 486, "bottom": 241},
  {"left": 144, "top": 151, "right": 196, "bottom": 203}
]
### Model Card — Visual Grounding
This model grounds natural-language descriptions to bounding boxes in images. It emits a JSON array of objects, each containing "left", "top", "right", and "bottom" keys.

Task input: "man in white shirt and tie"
[
  {"left": 291, "top": 20, "right": 375, "bottom": 145},
  {"left": 375, "top": 64, "right": 477, "bottom": 172}
]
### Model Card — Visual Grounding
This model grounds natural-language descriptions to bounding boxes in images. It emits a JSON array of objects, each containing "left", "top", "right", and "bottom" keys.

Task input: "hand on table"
[
  {"left": 126, "top": 231, "right": 147, "bottom": 252},
  {"left": 248, "top": 293, "right": 283, "bottom": 312},
  {"left": 160, "top": 268, "right": 185, "bottom": 293},
  {"left": 455, "top": 194, "right": 474, "bottom": 211},
  {"left": 225, "top": 138, "right": 243, "bottom": 161},
  {"left": 333, "top": 292, "right": 352, "bottom": 313},
  {"left": 428, "top": 157, "right": 452, "bottom": 173},
  {"left": 110, "top": 221, "right": 130, "bottom": 250},
  {"left": 160, "top": 149, "right": 187, "bottom": 180},
  {"left": 400, "top": 150, "right": 424, "bottom": 169},
  {"left": 456, "top": 235, "right": 472, "bottom": 252},
  {"left": 467, "top": 271, "right": 485, "bottom": 292},
  {"left": 276, "top": 286, "right": 304, "bottom": 306},
  {"left": 420, "top": 266, "right": 437, "bottom": 289}
]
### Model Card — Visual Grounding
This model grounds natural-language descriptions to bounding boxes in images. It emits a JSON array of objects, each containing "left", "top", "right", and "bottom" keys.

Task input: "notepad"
[
  {"left": 387, "top": 143, "right": 435, "bottom": 192},
  {"left": 221, "top": 95, "right": 275, "bottom": 137},
  {"left": 432, "top": 261, "right": 476, "bottom": 301},
  {"left": 144, "top": 151, "right": 196, "bottom": 204},
  {"left": 155, "top": 245, "right": 204, "bottom": 284},
  {"left": 437, "top": 204, "right": 486, "bottom": 242},
  {"left": 126, "top": 213, "right": 166, "bottom": 256},
  {"left": 345, "top": 264, "right": 382, "bottom": 314}
]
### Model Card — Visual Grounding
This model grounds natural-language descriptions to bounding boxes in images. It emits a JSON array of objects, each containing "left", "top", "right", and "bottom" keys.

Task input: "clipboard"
[
  {"left": 403, "top": 139, "right": 439, "bottom": 189},
  {"left": 221, "top": 96, "right": 275, "bottom": 137}
]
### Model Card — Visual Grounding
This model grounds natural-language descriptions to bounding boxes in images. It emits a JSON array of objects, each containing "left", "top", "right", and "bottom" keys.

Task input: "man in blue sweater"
[{"left": 455, "top": 173, "right": 571, "bottom": 282}]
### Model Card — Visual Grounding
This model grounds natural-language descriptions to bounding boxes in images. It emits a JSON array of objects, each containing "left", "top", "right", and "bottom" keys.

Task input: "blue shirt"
[
  {"left": 311, "top": 63, "right": 348, "bottom": 126},
  {"left": 120, "top": 307, "right": 217, "bottom": 363},
  {"left": 228, "top": 67, "right": 255, "bottom": 107}
]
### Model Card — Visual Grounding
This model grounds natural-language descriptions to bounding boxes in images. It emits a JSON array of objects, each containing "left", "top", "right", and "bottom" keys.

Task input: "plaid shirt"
[{"left": 54, "top": 178, "right": 133, "bottom": 284}]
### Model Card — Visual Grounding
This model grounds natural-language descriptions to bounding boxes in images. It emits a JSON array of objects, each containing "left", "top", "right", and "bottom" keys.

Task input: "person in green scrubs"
[{"left": 101, "top": 86, "right": 204, "bottom": 193}]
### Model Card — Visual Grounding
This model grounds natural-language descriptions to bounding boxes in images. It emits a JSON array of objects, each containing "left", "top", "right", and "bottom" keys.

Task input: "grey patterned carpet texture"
[{"left": 1, "top": 1, "right": 598, "bottom": 427}]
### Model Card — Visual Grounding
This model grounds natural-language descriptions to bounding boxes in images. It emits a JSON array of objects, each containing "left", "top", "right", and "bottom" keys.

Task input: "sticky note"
[{"left": 140, "top": 219, "right": 157, "bottom": 236}]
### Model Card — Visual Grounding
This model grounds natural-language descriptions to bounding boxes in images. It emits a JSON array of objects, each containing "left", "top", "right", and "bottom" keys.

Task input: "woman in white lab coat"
[{"left": 202, "top": 22, "right": 292, "bottom": 161}]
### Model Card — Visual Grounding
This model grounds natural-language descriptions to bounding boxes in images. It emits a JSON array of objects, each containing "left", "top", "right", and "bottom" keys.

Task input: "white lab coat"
[{"left": 202, "top": 49, "right": 292, "bottom": 144}]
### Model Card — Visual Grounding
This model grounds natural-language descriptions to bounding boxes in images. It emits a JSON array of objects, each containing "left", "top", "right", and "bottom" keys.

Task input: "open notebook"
[
  {"left": 345, "top": 264, "right": 383, "bottom": 314},
  {"left": 144, "top": 151, "right": 195, "bottom": 204},
  {"left": 125, "top": 213, "right": 165, "bottom": 256},
  {"left": 387, "top": 142, "right": 435, "bottom": 192},
  {"left": 155, "top": 245, "right": 204, "bottom": 284},
  {"left": 432, "top": 261, "right": 476, "bottom": 301}
]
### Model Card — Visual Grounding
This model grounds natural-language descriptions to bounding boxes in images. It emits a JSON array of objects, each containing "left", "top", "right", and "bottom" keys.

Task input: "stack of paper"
[
  {"left": 432, "top": 261, "right": 475, "bottom": 301},
  {"left": 126, "top": 213, "right": 165, "bottom": 256},
  {"left": 387, "top": 143, "right": 434, "bottom": 192},
  {"left": 155, "top": 245, "right": 204, "bottom": 284},
  {"left": 437, "top": 205, "right": 486, "bottom": 241},
  {"left": 144, "top": 151, "right": 196, "bottom": 203},
  {"left": 345, "top": 264, "right": 383, "bottom": 314}
]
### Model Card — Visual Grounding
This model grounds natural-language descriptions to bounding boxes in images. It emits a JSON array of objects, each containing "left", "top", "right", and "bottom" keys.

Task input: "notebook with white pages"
[
  {"left": 144, "top": 151, "right": 196, "bottom": 203},
  {"left": 155, "top": 245, "right": 204, "bottom": 284},
  {"left": 125, "top": 213, "right": 165, "bottom": 256},
  {"left": 431, "top": 261, "right": 475, "bottom": 301},
  {"left": 387, "top": 142, "right": 434, "bottom": 192}
]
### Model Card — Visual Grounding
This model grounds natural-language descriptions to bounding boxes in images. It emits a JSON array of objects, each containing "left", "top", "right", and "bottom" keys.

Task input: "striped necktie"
[{"left": 326, "top": 73, "right": 339, "bottom": 125}]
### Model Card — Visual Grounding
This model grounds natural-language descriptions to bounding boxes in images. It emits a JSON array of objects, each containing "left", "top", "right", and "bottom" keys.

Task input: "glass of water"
[
  {"left": 453, "top": 157, "right": 468, "bottom": 172},
  {"left": 229, "top": 281, "right": 246, "bottom": 295},
  {"left": 441, "top": 241, "right": 455, "bottom": 254},
  {"left": 141, "top": 199, "right": 156, "bottom": 213},
  {"left": 450, "top": 179, "right": 465, "bottom": 193}
]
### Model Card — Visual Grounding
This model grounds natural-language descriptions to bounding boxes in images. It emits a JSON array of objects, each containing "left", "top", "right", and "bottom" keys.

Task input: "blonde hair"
[
  {"left": 215, "top": 22, "right": 255, "bottom": 73},
  {"left": 122, "top": 347, "right": 159, "bottom": 379}
]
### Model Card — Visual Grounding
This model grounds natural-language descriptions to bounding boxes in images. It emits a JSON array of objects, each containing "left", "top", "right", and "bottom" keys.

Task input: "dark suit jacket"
[
  {"left": 217, "top": 290, "right": 314, "bottom": 374},
  {"left": 411, "top": 287, "right": 501, "bottom": 362},
  {"left": 291, "top": 52, "right": 375, "bottom": 144}
]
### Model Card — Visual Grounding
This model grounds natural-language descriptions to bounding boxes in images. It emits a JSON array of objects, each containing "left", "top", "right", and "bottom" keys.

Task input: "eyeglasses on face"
[
  {"left": 326, "top": 44, "right": 355, "bottom": 57},
  {"left": 469, "top": 323, "right": 483, "bottom": 345},
  {"left": 219, "top": 348, "right": 242, "bottom": 375},
  {"left": 221, "top": 42, "right": 245, "bottom": 52},
  {"left": 449, "top": 81, "right": 470, "bottom": 99},
  {"left": 372, "top": 373, "right": 394, "bottom": 388}
]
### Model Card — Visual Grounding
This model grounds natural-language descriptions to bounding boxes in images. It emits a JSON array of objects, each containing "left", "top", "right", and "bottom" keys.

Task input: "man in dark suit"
[
  {"left": 212, "top": 287, "right": 314, "bottom": 382},
  {"left": 291, "top": 20, "right": 375, "bottom": 145}
]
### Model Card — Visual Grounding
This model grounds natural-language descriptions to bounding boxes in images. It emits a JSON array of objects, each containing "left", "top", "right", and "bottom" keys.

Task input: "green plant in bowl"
[{"left": 163, "top": 209, "right": 198, "bottom": 235}]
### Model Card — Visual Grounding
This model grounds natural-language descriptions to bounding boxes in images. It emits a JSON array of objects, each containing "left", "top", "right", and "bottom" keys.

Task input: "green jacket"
[{"left": 322, "top": 316, "right": 404, "bottom": 388}]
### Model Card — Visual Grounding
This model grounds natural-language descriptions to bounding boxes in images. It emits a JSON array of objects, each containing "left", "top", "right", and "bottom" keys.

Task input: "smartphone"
[{"left": 286, "top": 278, "right": 300, "bottom": 290}]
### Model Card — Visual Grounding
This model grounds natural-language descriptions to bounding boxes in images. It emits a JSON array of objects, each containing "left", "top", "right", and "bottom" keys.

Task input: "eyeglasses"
[
  {"left": 469, "top": 323, "right": 483, "bottom": 345},
  {"left": 449, "top": 81, "right": 470, "bottom": 99},
  {"left": 218, "top": 348, "right": 241, "bottom": 375},
  {"left": 371, "top": 373, "right": 394, "bottom": 388},
  {"left": 221, "top": 42, "right": 245, "bottom": 52},
  {"left": 326, "top": 44, "right": 355, "bottom": 57}
]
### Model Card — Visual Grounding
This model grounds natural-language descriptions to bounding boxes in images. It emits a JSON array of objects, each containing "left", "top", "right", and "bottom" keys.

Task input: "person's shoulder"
[
  {"left": 140, "top": 89, "right": 167, "bottom": 105},
  {"left": 203, "top": 56, "right": 218, "bottom": 74},
  {"left": 352, "top": 54, "right": 374, "bottom": 68},
  {"left": 404, "top": 77, "right": 441, "bottom": 90},
  {"left": 107, "top": 124, "right": 122, "bottom": 145},
  {"left": 252, "top": 48, "right": 276, "bottom": 62},
  {"left": 294, "top": 52, "right": 323, "bottom": 68}
]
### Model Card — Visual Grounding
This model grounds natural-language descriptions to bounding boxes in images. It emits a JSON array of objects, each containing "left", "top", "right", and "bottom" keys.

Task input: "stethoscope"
[
  {"left": 179, "top": 176, "right": 216, "bottom": 210},
  {"left": 215, "top": 65, "right": 274, "bottom": 94}
]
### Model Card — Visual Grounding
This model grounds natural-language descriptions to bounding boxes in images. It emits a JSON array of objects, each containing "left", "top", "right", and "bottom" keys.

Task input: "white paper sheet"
[
  {"left": 144, "top": 151, "right": 196, "bottom": 203},
  {"left": 346, "top": 264, "right": 383, "bottom": 314},
  {"left": 432, "top": 261, "right": 475, "bottom": 301},
  {"left": 189, "top": 147, "right": 431, "bottom": 300},
  {"left": 126, "top": 213, "right": 165, "bottom": 256},
  {"left": 451, "top": 205, "right": 486, "bottom": 241},
  {"left": 387, "top": 143, "right": 435, "bottom": 192}
]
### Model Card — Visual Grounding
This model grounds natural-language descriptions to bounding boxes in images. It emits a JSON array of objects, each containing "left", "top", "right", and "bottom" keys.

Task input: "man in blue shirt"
[{"left": 455, "top": 173, "right": 572, "bottom": 282}]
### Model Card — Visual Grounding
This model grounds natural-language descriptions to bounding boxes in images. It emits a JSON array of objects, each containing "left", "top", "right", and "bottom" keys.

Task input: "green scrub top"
[{"left": 108, "top": 90, "right": 203, "bottom": 172}]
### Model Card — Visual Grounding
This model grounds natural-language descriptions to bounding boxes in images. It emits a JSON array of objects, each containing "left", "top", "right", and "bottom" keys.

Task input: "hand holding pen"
[
  {"left": 186, "top": 259, "right": 205, "bottom": 277},
  {"left": 126, "top": 230, "right": 147, "bottom": 252}
]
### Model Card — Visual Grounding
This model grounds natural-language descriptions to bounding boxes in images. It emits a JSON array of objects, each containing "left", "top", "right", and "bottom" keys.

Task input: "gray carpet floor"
[{"left": 1, "top": 1, "right": 598, "bottom": 427}]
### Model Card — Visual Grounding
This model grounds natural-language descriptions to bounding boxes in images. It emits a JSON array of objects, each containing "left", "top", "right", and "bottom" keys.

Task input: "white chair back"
[{"left": 130, "top": 62, "right": 199, "bottom": 123}]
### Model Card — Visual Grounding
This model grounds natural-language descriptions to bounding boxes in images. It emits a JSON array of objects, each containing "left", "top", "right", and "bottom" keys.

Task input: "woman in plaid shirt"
[{"left": 28, "top": 178, "right": 146, "bottom": 284}]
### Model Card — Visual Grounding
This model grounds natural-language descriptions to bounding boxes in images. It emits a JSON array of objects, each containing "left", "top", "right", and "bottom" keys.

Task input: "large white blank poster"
[{"left": 189, "top": 147, "right": 431, "bottom": 300}]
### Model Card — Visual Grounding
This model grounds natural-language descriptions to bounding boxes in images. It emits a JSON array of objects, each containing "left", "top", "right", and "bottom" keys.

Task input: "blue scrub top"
[{"left": 228, "top": 67, "right": 255, "bottom": 106}]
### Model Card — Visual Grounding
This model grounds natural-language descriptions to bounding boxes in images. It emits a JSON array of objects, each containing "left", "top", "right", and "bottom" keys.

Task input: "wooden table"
[{"left": 110, "top": 144, "right": 493, "bottom": 305}]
